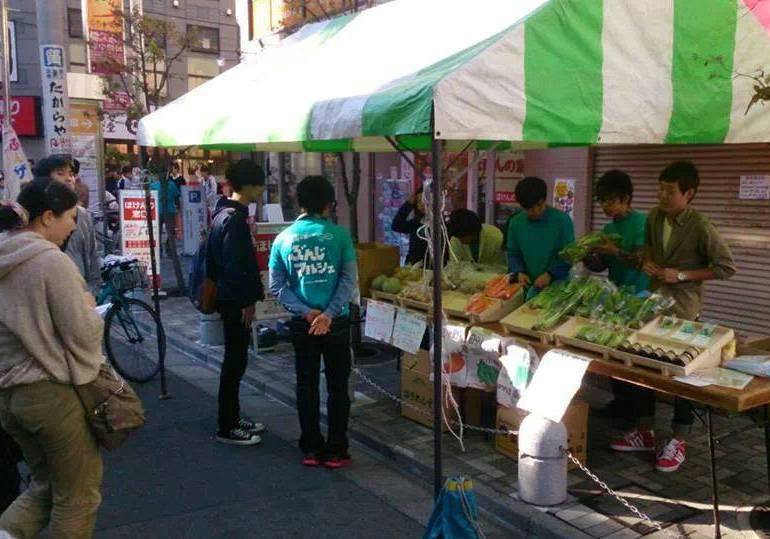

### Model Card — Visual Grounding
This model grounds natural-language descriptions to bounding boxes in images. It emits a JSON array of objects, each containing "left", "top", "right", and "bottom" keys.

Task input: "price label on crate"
[
  {"left": 391, "top": 308, "right": 427, "bottom": 354},
  {"left": 364, "top": 301, "right": 396, "bottom": 343}
]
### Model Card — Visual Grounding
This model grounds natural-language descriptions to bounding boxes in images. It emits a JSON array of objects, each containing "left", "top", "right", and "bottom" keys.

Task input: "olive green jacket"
[{"left": 645, "top": 206, "right": 736, "bottom": 320}]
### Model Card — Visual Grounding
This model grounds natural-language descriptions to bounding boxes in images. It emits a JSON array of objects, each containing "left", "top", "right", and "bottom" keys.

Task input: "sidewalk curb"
[{"left": 162, "top": 328, "right": 590, "bottom": 539}]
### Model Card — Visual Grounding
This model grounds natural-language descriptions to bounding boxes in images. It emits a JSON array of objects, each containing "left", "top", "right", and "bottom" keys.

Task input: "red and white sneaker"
[
  {"left": 656, "top": 438, "right": 686, "bottom": 473},
  {"left": 609, "top": 430, "right": 655, "bottom": 452}
]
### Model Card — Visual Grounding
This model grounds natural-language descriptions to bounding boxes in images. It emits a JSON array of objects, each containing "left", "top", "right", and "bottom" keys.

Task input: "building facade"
[{"left": 8, "top": 0, "right": 239, "bottom": 164}]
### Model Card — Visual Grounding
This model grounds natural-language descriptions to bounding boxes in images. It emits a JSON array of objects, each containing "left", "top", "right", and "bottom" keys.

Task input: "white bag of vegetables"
[
  {"left": 464, "top": 327, "right": 503, "bottom": 391},
  {"left": 436, "top": 323, "right": 469, "bottom": 388}
]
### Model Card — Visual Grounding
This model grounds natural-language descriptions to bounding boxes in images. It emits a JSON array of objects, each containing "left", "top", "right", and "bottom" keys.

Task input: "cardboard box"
[
  {"left": 401, "top": 370, "right": 458, "bottom": 431},
  {"left": 356, "top": 243, "right": 401, "bottom": 298},
  {"left": 402, "top": 349, "right": 432, "bottom": 377},
  {"left": 495, "top": 401, "right": 588, "bottom": 470}
]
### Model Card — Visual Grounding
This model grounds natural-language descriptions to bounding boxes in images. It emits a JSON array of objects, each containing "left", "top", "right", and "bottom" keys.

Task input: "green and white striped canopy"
[{"left": 137, "top": 0, "right": 770, "bottom": 151}]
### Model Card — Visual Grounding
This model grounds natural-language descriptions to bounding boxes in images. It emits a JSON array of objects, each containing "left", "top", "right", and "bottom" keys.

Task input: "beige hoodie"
[{"left": 0, "top": 231, "right": 103, "bottom": 388}]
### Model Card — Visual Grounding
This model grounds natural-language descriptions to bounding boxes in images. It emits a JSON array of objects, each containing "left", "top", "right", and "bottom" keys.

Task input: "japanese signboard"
[
  {"left": 364, "top": 300, "right": 396, "bottom": 343},
  {"left": 39, "top": 44, "right": 72, "bottom": 155},
  {"left": 70, "top": 103, "right": 101, "bottom": 211},
  {"left": 2, "top": 125, "right": 31, "bottom": 201},
  {"left": 0, "top": 97, "right": 41, "bottom": 136},
  {"left": 120, "top": 190, "right": 161, "bottom": 279},
  {"left": 88, "top": 0, "right": 124, "bottom": 74},
  {"left": 253, "top": 222, "right": 290, "bottom": 320}
]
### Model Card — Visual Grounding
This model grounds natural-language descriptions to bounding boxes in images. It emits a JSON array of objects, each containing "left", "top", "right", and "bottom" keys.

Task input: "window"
[
  {"left": 68, "top": 8, "right": 83, "bottom": 39},
  {"left": 68, "top": 43, "right": 87, "bottom": 73},
  {"left": 187, "top": 25, "right": 219, "bottom": 54},
  {"left": 187, "top": 56, "right": 219, "bottom": 91}
]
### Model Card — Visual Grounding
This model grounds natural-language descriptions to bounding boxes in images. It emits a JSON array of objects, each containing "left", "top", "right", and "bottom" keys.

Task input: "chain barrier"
[
  {"left": 565, "top": 451, "right": 682, "bottom": 539},
  {"left": 354, "top": 368, "right": 683, "bottom": 538},
  {"left": 353, "top": 368, "right": 517, "bottom": 437}
]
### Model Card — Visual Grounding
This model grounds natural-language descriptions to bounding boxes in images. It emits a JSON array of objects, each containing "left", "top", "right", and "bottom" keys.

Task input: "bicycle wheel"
[{"left": 104, "top": 298, "right": 165, "bottom": 383}]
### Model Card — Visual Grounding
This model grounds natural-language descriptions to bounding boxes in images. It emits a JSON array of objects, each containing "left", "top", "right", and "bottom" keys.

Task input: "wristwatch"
[{"left": 676, "top": 271, "right": 687, "bottom": 282}]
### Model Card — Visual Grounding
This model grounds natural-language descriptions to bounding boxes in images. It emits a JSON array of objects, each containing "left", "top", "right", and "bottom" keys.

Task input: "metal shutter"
[{"left": 592, "top": 144, "right": 770, "bottom": 337}]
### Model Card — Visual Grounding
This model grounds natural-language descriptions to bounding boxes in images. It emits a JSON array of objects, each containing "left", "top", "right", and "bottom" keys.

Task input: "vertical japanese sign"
[
  {"left": 120, "top": 190, "right": 161, "bottom": 278},
  {"left": 181, "top": 186, "right": 206, "bottom": 255},
  {"left": 39, "top": 45, "right": 72, "bottom": 155},
  {"left": 2, "top": 125, "right": 31, "bottom": 201},
  {"left": 87, "top": 0, "right": 124, "bottom": 75}
]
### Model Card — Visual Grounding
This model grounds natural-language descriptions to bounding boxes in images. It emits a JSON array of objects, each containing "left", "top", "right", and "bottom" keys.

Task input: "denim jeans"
[{"left": 290, "top": 316, "right": 351, "bottom": 455}]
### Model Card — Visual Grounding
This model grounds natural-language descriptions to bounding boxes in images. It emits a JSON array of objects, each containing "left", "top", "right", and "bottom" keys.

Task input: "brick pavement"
[{"left": 150, "top": 272, "right": 768, "bottom": 537}]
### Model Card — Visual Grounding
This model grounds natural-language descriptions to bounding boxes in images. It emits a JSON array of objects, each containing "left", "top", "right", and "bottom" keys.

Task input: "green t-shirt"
[
  {"left": 603, "top": 210, "right": 649, "bottom": 293},
  {"left": 268, "top": 216, "right": 357, "bottom": 314},
  {"left": 506, "top": 206, "right": 575, "bottom": 280}
]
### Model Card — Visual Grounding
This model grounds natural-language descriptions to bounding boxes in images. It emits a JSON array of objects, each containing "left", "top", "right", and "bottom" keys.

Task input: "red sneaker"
[
  {"left": 656, "top": 438, "right": 686, "bottom": 473},
  {"left": 323, "top": 454, "right": 352, "bottom": 469},
  {"left": 610, "top": 430, "right": 655, "bottom": 452},
  {"left": 302, "top": 453, "right": 321, "bottom": 467}
]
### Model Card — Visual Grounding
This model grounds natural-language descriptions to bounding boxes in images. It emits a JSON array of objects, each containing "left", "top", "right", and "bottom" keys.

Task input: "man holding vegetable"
[
  {"left": 506, "top": 176, "right": 575, "bottom": 300},
  {"left": 610, "top": 161, "right": 736, "bottom": 473}
]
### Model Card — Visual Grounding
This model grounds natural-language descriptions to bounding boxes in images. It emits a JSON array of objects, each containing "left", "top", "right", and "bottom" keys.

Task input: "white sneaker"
[{"left": 216, "top": 428, "right": 262, "bottom": 446}]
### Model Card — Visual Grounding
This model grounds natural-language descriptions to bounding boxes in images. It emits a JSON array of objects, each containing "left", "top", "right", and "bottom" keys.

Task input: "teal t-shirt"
[
  {"left": 150, "top": 180, "right": 180, "bottom": 216},
  {"left": 506, "top": 206, "right": 575, "bottom": 280},
  {"left": 603, "top": 210, "right": 649, "bottom": 293},
  {"left": 269, "top": 216, "right": 357, "bottom": 315}
]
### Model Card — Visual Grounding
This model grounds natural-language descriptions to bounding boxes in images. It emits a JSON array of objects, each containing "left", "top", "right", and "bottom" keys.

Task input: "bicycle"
[{"left": 97, "top": 256, "right": 166, "bottom": 383}]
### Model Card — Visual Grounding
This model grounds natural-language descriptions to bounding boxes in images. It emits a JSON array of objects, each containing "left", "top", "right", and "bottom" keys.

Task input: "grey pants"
[{"left": 0, "top": 381, "right": 103, "bottom": 539}]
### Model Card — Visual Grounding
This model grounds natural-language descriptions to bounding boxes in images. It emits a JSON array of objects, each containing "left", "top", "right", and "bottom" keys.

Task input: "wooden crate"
[
  {"left": 442, "top": 291, "right": 472, "bottom": 320},
  {"left": 608, "top": 322, "right": 735, "bottom": 376},
  {"left": 499, "top": 304, "right": 554, "bottom": 343},
  {"left": 370, "top": 290, "right": 400, "bottom": 304},
  {"left": 469, "top": 288, "right": 525, "bottom": 324},
  {"left": 553, "top": 317, "right": 618, "bottom": 359}
]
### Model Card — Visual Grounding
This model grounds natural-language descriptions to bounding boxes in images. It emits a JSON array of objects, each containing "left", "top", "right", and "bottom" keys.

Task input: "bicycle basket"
[{"left": 107, "top": 261, "right": 148, "bottom": 293}]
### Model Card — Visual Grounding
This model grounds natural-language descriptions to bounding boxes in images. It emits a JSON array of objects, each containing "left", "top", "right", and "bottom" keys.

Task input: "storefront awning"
[{"left": 137, "top": 0, "right": 770, "bottom": 151}]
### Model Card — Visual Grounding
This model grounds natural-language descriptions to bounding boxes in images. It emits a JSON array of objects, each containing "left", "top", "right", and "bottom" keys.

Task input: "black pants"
[
  {"left": 218, "top": 305, "right": 251, "bottom": 433},
  {"left": 290, "top": 316, "right": 351, "bottom": 455},
  {"left": 613, "top": 380, "right": 694, "bottom": 435},
  {"left": 0, "top": 425, "right": 21, "bottom": 512}
]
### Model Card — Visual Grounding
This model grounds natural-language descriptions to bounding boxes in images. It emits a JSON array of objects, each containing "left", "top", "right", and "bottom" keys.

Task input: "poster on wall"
[
  {"left": 120, "top": 190, "right": 161, "bottom": 281},
  {"left": 376, "top": 178, "right": 411, "bottom": 262},
  {"left": 553, "top": 178, "right": 577, "bottom": 219},
  {"left": 87, "top": 0, "right": 124, "bottom": 75}
]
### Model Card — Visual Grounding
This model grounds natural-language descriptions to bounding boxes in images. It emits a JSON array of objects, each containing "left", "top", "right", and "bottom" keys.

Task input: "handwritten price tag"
[
  {"left": 391, "top": 308, "right": 427, "bottom": 354},
  {"left": 364, "top": 301, "right": 396, "bottom": 343}
]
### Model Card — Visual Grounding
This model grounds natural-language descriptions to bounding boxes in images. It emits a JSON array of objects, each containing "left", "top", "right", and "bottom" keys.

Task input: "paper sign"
[
  {"left": 739, "top": 175, "right": 770, "bottom": 200},
  {"left": 364, "top": 300, "right": 396, "bottom": 343},
  {"left": 391, "top": 308, "right": 427, "bottom": 354},
  {"left": 517, "top": 350, "right": 590, "bottom": 422},
  {"left": 679, "top": 367, "right": 753, "bottom": 390}
]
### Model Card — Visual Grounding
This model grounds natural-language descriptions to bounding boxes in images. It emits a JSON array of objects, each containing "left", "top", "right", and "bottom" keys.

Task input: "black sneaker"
[
  {"left": 238, "top": 418, "right": 266, "bottom": 434},
  {"left": 215, "top": 428, "right": 262, "bottom": 446}
]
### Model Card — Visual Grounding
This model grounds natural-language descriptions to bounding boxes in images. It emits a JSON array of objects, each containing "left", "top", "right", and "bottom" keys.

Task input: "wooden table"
[{"left": 514, "top": 336, "right": 770, "bottom": 539}]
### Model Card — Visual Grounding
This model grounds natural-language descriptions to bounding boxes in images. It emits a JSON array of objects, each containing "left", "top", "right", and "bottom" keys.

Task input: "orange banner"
[
  {"left": 88, "top": 0, "right": 124, "bottom": 74},
  {"left": 87, "top": 0, "right": 122, "bottom": 33}
]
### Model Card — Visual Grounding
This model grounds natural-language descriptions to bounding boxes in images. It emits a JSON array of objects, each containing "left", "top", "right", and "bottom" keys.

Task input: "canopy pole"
[{"left": 430, "top": 138, "right": 443, "bottom": 500}]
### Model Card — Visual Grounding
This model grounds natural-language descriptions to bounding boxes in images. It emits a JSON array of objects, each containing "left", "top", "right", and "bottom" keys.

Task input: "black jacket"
[
  {"left": 208, "top": 198, "right": 264, "bottom": 308},
  {"left": 391, "top": 202, "right": 427, "bottom": 265}
]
